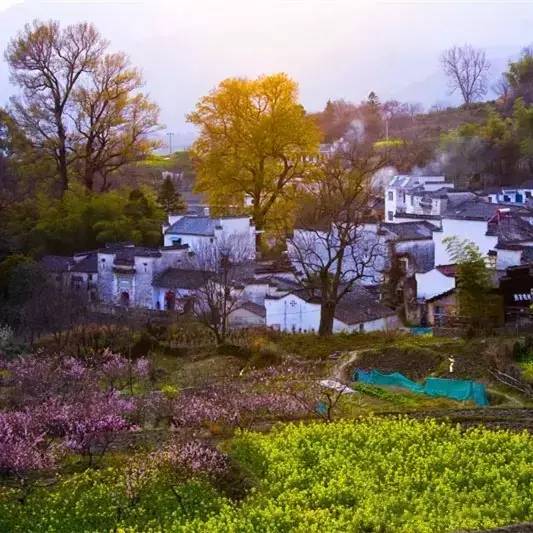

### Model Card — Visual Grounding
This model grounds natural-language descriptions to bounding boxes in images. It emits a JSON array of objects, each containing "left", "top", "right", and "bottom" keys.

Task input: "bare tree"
[
  {"left": 5, "top": 20, "right": 107, "bottom": 193},
  {"left": 71, "top": 52, "right": 160, "bottom": 192},
  {"left": 440, "top": 45, "right": 490, "bottom": 105},
  {"left": 5, "top": 20, "right": 160, "bottom": 194},
  {"left": 189, "top": 237, "right": 253, "bottom": 345},
  {"left": 493, "top": 75, "right": 511, "bottom": 104},
  {"left": 406, "top": 102, "right": 423, "bottom": 122},
  {"left": 287, "top": 143, "right": 387, "bottom": 336}
]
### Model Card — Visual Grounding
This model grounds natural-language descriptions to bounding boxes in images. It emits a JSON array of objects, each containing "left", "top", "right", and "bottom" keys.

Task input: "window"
[
  {"left": 172, "top": 238, "right": 182, "bottom": 246},
  {"left": 387, "top": 211, "right": 394, "bottom": 221},
  {"left": 526, "top": 191, "right": 531, "bottom": 199},
  {"left": 143, "top": 262, "right": 148, "bottom": 273},
  {"left": 359, "top": 323, "right": 364, "bottom": 333},
  {"left": 503, "top": 195, "right": 511, "bottom": 202},
  {"left": 410, "top": 195, "right": 414, "bottom": 206},
  {"left": 387, "top": 191, "right": 393, "bottom": 201}
]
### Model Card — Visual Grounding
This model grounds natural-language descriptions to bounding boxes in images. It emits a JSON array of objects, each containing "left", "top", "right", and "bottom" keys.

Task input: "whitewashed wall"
[
  {"left": 265, "top": 294, "right": 321, "bottom": 332},
  {"left": 434, "top": 218, "right": 498, "bottom": 266},
  {"left": 265, "top": 294, "right": 400, "bottom": 333},
  {"left": 415, "top": 268, "right": 455, "bottom": 299},
  {"left": 496, "top": 248, "right": 523, "bottom": 270}
]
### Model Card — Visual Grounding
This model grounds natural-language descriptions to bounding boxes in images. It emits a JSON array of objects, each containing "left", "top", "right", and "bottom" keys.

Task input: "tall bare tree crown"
[{"left": 440, "top": 44, "right": 490, "bottom": 105}]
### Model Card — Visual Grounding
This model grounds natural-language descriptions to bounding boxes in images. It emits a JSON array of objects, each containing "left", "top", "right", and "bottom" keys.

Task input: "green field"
[{"left": 1, "top": 417, "right": 531, "bottom": 532}]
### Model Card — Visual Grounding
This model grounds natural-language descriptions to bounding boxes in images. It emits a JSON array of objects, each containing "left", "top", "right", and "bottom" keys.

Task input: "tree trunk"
[
  {"left": 319, "top": 301, "right": 336, "bottom": 336},
  {"left": 56, "top": 118, "right": 69, "bottom": 194},
  {"left": 253, "top": 208, "right": 264, "bottom": 250}
]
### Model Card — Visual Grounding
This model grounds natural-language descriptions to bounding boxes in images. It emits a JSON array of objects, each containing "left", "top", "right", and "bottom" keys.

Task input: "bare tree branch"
[{"left": 440, "top": 44, "right": 490, "bottom": 105}]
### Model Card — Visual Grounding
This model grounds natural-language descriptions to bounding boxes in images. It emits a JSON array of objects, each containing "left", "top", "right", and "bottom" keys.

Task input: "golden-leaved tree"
[{"left": 187, "top": 73, "right": 320, "bottom": 244}]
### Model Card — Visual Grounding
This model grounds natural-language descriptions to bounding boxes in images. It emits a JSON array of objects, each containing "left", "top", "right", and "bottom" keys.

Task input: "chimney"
[{"left": 203, "top": 206, "right": 210, "bottom": 216}]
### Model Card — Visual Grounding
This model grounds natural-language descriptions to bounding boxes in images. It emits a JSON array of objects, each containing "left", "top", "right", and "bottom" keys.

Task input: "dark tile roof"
[
  {"left": 521, "top": 247, "right": 533, "bottom": 264},
  {"left": 443, "top": 200, "right": 529, "bottom": 221},
  {"left": 153, "top": 268, "right": 208, "bottom": 289},
  {"left": 108, "top": 247, "right": 162, "bottom": 265},
  {"left": 426, "top": 288, "right": 455, "bottom": 303},
  {"left": 411, "top": 188, "right": 451, "bottom": 199},
  {"left": 269, "top": 284, "right": 396, "bottom": 325},
  {"left": 495, "top": 215, "right": 533, "bottom": 245},
  {"left": 166, "top": 216, "right": 216, "bottom": 236},
  {"left": 253, "top": 258, "right": 295, "bottom": 276},
  {"left": 240, "top": 301, "right": 266, "bottom": 318},
  {"left": 333, "top": 286, "right": 397, "bottom": 325},
  {"left": 381, "top": 221, "right": 435, "bottom": 241},
  {"left": 268, "top": 276, "right": 301, "bottom": 292},
  {"left": 71, "top": 253, "right": 97, "bottom": 274},
  {"left": 393, "top": 212, "right": 442, "bottom": 221},
  {"left": 445, "top": 192, "right": 478, "bottom": 207},
  {"left": 40, "top": 255, "right": 74, "bottom": 273},
  {"left": 436, "top": 264, "right": 457, "bottom": 278}
]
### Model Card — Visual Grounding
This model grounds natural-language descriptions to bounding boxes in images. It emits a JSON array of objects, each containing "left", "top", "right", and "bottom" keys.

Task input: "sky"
[{"left": 1, "top": 0, "right": 533, "bottom": 148}]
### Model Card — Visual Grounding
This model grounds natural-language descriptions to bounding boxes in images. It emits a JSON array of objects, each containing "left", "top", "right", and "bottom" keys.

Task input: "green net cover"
[{"left": 354, "top": 369, "right": 488, "bottom": 406}]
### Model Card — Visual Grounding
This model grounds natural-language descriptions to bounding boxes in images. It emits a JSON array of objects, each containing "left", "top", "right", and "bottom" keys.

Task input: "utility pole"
[{"left": 166, "top": 132, "right": 174, "bottom": 155}]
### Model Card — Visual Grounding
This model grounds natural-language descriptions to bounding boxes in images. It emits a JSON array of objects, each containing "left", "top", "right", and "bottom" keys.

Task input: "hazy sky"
[{"left": 1, "top": 0, "right": 533, "bottom": 147}]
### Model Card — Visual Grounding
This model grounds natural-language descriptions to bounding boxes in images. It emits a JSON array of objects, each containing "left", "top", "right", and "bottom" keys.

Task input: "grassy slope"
[{"left": 389, "top": 103, "right": 491, "bottom": 145}]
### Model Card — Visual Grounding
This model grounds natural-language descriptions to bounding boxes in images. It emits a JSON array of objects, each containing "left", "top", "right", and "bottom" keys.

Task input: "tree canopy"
[
  {"left": 188, "top": 73, "right": 320, "bottom": 240},
  {"left": 5, "top": 20, "right": 160, "bottom": 194}
]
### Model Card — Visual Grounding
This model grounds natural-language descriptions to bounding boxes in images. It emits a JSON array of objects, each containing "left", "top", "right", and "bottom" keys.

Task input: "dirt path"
[{"left": 330, "top": 350, "right": 360, "bottom": 382}]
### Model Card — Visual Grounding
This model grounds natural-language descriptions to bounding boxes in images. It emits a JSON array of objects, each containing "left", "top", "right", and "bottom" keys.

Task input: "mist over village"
[{"left": 1, "top": 1, "right": 533, "bottom": 532}]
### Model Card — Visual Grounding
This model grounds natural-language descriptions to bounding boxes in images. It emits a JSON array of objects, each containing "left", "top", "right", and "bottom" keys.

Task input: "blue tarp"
[
  {"left": 410, "top": 327, "right": 433, "bottom": 336},
  {"left": 353, "top": 369, "right": 488, "bottom": 406}
]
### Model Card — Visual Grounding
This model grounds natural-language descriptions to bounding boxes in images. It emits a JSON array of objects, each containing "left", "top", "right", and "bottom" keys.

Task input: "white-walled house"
[
  {"left": 152, "top": 268, "right": 207, "bottom": 311},
  {"left": 40, "top": 252, "right": 98, "bottom": 301},
  {"left": 484, "top": 182, "right": 533, "bottom": 205},
  {"left": 163, "top": 213, "right": 257, "bottom": 260},
  {"left": 433, "top": 202, "right": 533, "bottom": 266},
  {"left": 265, "top": 286, "right": 400, "bottom": 333},
  {"left": 97, "top": 244, "right": 190, "bottom": 308},
  {"left": 385, "top": 175, "right": 454, "bottom": 222},
  {"left": 434, "top": 217, "right": 498, "bottom": 266}
]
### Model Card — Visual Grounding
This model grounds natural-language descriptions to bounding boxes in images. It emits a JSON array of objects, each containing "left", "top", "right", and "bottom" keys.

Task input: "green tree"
[
  {"left": 505, "top": 47, "right": 533, "bottom": 105},
  {"left": 157, "top": 176, "right": 186, "bottom": 215},
  {"left": 187, "top": 73, "right": 320, "bottom": 243},
  {"left": 512, "top": 97, "right": 533, "bottom": 173},
  {"left": 3, "top": 186, "right": 165, "bottom": 256},
  {"left": 444, "top": 236, "right": 501, "bottom": 330}
]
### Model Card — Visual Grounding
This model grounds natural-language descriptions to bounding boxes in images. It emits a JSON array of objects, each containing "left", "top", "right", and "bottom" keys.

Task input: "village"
[
  {"left": 38, "top": 170, "right": 533, "bottom": 336},
  {"left": 1, "top": 7, "right": 533, "bottom": 533}
]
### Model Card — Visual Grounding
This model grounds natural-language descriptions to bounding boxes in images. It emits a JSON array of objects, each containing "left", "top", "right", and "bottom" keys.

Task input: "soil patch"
[{"left": 355, "top": 346, "right": 442, "bottom": 380}]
